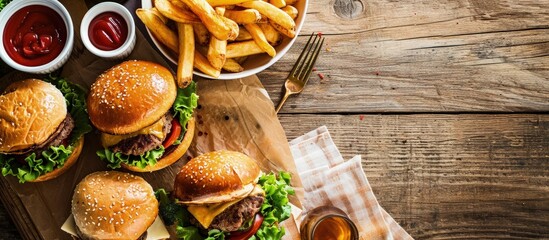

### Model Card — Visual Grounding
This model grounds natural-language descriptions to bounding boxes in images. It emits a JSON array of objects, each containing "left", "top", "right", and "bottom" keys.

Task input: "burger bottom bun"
[
  {"left": 122, "top": 118, "right": 195, "bottom": 172},
  {"left": 32, "top": 137, "right": 84, "bottom": 182}
]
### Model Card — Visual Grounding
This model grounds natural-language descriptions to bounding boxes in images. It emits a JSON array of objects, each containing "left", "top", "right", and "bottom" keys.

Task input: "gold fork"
[{"left": 275, "top": 33, "right": 324, "bottom": 113}]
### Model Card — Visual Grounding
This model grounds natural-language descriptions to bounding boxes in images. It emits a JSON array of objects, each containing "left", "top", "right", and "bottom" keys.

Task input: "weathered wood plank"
[
  {"left": 278, "top": 114, "right": 549, "bottom": 239},
  {"left": 259, "top": 0, "right": 549, "bottom": 113},
  {"left": 0, "top": 205, "right": 20, "bottom": 239}
]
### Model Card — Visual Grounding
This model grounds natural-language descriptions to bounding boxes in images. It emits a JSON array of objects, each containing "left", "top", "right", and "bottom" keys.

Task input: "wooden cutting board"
[{"left": 0, "top": 1, "right": 303, "bottom": 239}]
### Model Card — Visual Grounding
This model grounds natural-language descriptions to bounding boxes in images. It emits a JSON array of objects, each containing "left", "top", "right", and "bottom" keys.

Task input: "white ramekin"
[
  {"left": 0, "top": 0, "right": 74, "bottom": 74},
  {"left": 80, "top": 2, "right": 136, "bottom": 60}
]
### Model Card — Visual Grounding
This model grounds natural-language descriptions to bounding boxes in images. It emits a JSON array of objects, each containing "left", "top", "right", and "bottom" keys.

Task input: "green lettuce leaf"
[
  {"left": 0, "top": 0, "right": 12, "bottom": 12},
  {"left": 173, "top": 81, "right": 199, "bottom": 133},
  {"left": 0, "top": 76, "right": 91, "bottom": 183},
  {"left": 1, "top": 145, "right": 74, "bottom": 183},
  {"left": 156, "top": 189, "right": 190, "bottom": 226},
  {"left": 254, "top": 171, "right": 295, "bottom": 240},
  {"left": 174, "top": 227, "right": 225, "bottom": 240},
  {"left": 205, "top": 229, "right": 225, "bottom": 240},
  {"left": 44, "top": 75, "right": 92, "bottom": 144},
  {"left": 156, "top": 189, "right": 204, "bottom": 240},
  {"left": 250, "top": 224, "right": 286, "bottom": 240},
  {"left": 97, "top": 146, "right": 165, "bottom": 169},
  {"left": 176, "top": 226, "right": 203, "bottom": 240}
]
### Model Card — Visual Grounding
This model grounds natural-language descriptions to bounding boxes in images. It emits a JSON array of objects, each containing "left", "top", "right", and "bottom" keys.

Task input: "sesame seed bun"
[
  {"left": 87, "top": 60, "right": 177, "bottom": 135},
  {"left": 122, "top": 117, "right": 196, "bottom": 173},
  {"left": 173, "top": 150, "right": 261, "bottom": 204},
  {"left": 0, "top": 79, "right": 67, "bottom": 153},
  {"left": 32, "top": 137, "right": 84, "bottom": 182},
  {"left": 71, "top": 171, "right": 158, "bottom": 240}
]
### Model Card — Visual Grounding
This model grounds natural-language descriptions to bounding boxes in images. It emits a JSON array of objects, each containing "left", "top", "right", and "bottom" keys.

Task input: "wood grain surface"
[
  {"left": 1, "top": 0, "right": 549, "bottom": 239},
  {"left": 0, "top": 205, "right": 19, "bottom": 239},
  {"left": 279, "top": 114, "right": 549, "bottom": 239},
  {"left": 258, "top": 0, "right": 549, "bottom": 113}
]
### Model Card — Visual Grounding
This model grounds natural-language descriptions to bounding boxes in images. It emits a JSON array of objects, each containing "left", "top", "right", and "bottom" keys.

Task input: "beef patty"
[
  {"left": 12, "top": 114, "right": 74, "bottom": 155},
  {"left": 189, "top": 195, "right": 265, "bottom": 232},
  {"left": 109, "top": 113, "right": 173, "bottom": 156}
]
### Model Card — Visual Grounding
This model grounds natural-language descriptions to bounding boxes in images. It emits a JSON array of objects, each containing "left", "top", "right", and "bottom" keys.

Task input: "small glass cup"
[{"left": 300, "top": 206, "right": 359, "bottom": 240}]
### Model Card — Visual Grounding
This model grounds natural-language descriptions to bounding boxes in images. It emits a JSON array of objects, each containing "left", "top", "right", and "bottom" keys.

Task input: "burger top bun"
[
  {"left": 87, "top": 60, "right": 177, "bottom": 135},
  {"left": 174, "top": 150, "right": 261, "bottom": 204},
  {"left": 71, "top": 171, "right": 158, "bottom": 240},
  {"left": 0, "top": 79, "right": 67, "bottom": 153}
]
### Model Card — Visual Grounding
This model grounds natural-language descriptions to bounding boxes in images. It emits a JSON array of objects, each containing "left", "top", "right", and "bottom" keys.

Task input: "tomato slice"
[
  {"left": 228, "top": 214, "right": 264, "bottom": 240},
  {"left": 162, "top": 119, "right": 182, "bottom": 148}
]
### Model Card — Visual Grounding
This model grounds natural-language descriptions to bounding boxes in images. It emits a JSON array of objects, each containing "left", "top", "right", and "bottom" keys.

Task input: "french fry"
[
  {"left": 194, "top": 50, "right": 221, "bottom": 77},
  {"left": 235, "top": 27, "right": 253, "bottom": 41},
  {"left": 270, "top": 20, "right": 295, "bottom": 38},
  {"left": 181, "top": 0, "right": 235, "bottom": 40},
  {"left": 193, "top": 23, "right": 210, "bottom": 45},
  {"left": 270, "top": 0, "right": 286, "bottom": 8},
  {"left": 136, "top": 8, "right": 179, "bottom": 53},
  {"left": 207, "top": 7, "right": 228, "bottom": 69},
  {"left": 258, "top": 23, "right": 281, "bottom": 46},
  {"left": 169, "top": 0, "right": 190, "bottom": 9},
  {"left": 207, "top": 0, "right": 256, "bottom": 7},
  {"left": 155, "top": 0, "right": 201, "bottom": 23},
  {"left": 150, "top": 8, "right": 168, "bottom": 24},
  {"left": 281, "top": 5, "right": 298, "bottom": 19},
  {"left": 140, "top": 0, "right": 300, "bottom": 77},
  {"left": 226, "top": 40, "right": 265, "bottom": 58},
  {"left": 244, "top": 23, "right": 276, "bottom": 57},
  {"left": 256, "top": 14, "right": 268, "bottom": 23},
  {"left": 238, "top": 1, "right": 295, "bottom": 32},
  {"left": 222, "top": 17, "right": 239, "bottom": 41},
  {"left": 222, "top": 58, "right": 244, "bottom": 72},
  {"left": 234, "top": 56, "right": 248, "bottom": 64},
  {"left": 177, "top": 23, "right": 195, "bottom": 88},
  {"left": 225, "top": 9, "right": 261, "bottom": 24}
]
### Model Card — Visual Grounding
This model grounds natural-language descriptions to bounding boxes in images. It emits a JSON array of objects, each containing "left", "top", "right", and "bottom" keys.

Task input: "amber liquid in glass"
[
  {"left": 312, "top": 216, "right": 353, "bottom": 240},
  {"left": 301, "top": 206, "right": 359, "bottom": 240}
]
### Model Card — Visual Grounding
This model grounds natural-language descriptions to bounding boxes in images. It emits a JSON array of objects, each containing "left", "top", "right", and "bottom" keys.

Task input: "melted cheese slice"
[
  {"left": 188, "top": 198, "right": 242, "bottom": 229},
  {"left": 101, "top": 118, "right": 165, "bottom": 148},
  {"left": 187, "top": 185, "right": 266, "bottom": 229}
]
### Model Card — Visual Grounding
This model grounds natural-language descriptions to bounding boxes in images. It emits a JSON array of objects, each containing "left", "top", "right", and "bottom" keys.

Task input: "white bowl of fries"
[{"left": 139, "top": 0, "right": 307, "bottom": 82}]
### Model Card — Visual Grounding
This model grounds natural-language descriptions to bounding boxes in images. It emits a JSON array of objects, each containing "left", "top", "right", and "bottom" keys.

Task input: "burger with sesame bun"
[
  {"left": 155, "top": 150, "right": 294, "bottom": 240},
  {"left": 88, "top": 60, "right": 198, "bottom": 172},
  {"left": 0, "top": 77, "right": 91, "bottom": 183},
  {"left": 70, "top": 171, "right": 159, "bottom": 240}
]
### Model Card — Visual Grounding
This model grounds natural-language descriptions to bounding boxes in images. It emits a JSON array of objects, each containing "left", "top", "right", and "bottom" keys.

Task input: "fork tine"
[
  {"left": 294, "top": 35, "right": 318, "bottom": 80},
  {"left": 289, "top": 33, "right": 314, "bottom": 77},
  {"left": 301, "top": 37, "right": 324, "bottom": 83},
  {"left": 294, "top": 34, "right": 320, "bottom": 79}
]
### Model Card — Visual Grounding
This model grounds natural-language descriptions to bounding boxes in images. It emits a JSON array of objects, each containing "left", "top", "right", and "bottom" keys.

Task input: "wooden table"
[{"left": 1, "top": 0, "right": 549, "bottom": 239}]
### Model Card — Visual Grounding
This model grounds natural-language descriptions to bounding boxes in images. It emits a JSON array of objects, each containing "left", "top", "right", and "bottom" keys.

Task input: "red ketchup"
[
  {"left": 88, "top": 12, "right": 127, "bottom": 51},
  {"left": 2, "top": 5, "right": 67, "bottom": 66}
]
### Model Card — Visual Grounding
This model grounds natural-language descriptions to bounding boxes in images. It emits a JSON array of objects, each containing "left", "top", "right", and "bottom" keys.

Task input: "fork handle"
[{"left": 275, "top": 91, "right": 291, "bottom": 114}]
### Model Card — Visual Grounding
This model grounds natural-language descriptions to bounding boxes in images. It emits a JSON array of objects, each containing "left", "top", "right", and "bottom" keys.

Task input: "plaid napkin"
[{"left": 282, "top": 126, "right": 413, "bottom": 240}]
